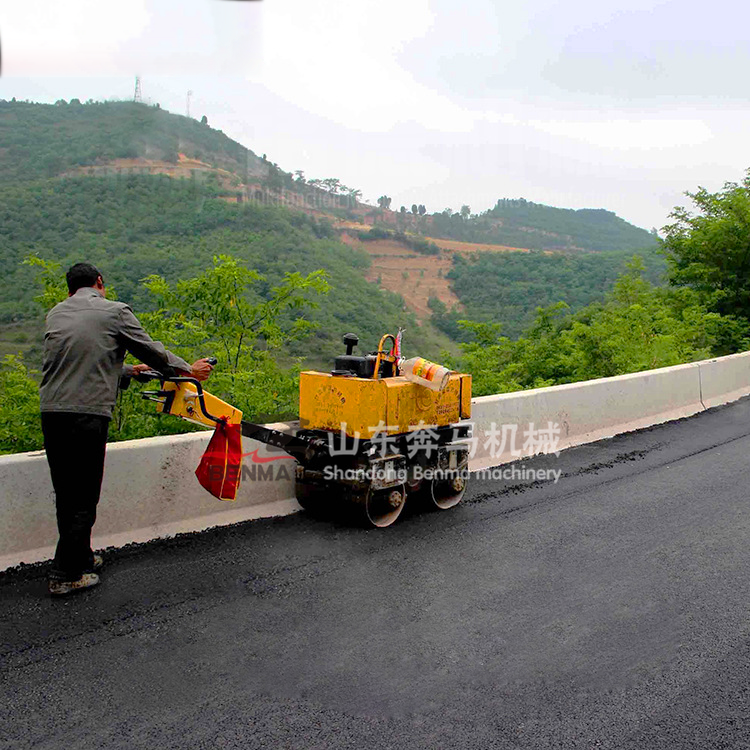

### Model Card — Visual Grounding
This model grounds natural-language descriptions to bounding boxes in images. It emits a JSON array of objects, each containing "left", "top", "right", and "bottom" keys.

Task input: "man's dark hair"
[{"left": 66, "top": 263, "right": 103, "bottom": 294}]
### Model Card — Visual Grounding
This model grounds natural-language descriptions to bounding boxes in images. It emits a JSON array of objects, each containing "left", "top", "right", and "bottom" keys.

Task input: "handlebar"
[
  {"left": 133, "top": 356, "right": 218, "bottom": 383},
  {"left": 137, "top": 357, "right": 221, "bottom": 424}
]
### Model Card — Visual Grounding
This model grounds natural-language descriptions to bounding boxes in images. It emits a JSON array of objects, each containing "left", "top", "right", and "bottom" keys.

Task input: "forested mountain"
[
  {"left": 429, "top": 198, "right": 658, "bottom": 253},
  {"left": 432, "top": 247, "right": 666, "bottom": 339},
  {"left": 0, "top": 99, "right": 265, "bottom": 182}
]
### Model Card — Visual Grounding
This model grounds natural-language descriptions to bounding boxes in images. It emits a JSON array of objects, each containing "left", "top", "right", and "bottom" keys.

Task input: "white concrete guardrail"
[{"left": 1, "top": 351, "right": 749, "bottom": 571}]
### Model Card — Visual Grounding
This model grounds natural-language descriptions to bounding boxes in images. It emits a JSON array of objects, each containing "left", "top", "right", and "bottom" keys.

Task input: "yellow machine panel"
[
  {"left": 158, "top": 380, "right": 243, "bottom": 429},
  {"left": 299, "top": 371, "right": 471, "bottom": 438}
]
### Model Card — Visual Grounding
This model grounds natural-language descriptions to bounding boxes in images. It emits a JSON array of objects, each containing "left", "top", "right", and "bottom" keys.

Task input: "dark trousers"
[{"left": 41, "top": 412, "right": 110, "bottom": 580}]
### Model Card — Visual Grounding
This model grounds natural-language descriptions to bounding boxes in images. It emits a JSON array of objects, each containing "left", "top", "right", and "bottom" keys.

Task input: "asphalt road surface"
[{"left": 4, "top": 398, "right": 750, "bottom": 749}]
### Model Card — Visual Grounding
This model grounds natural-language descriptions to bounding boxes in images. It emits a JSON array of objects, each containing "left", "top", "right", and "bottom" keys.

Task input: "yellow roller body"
[{"left": 299, "top": 371, "right": 472, "bottom": 438}]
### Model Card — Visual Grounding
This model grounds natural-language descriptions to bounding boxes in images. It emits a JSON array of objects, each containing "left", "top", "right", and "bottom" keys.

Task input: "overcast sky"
[{"left": 2, "top": 0, "right": 749, "bottom": 231}]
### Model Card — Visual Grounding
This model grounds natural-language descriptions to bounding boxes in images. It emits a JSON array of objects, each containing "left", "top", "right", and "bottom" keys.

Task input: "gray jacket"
[{"left": 40, "top": 287, "right": 191, "bottom": 418}]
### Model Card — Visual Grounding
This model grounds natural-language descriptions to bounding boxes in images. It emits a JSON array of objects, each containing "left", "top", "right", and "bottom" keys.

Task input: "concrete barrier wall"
[
  {"left": 3, "top": 351, "right": 750, "bottom": 571},
  {"left": 470, "top": 360, "right": 705, "bottom": 468},
  {"left": 699, "top": 352, "right": 750, "bottom": 408}
]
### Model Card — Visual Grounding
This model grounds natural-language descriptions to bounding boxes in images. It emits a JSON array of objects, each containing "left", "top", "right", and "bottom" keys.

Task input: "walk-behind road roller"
[{"left": 140, "top": 333, "right": 472, "bottom": 528}]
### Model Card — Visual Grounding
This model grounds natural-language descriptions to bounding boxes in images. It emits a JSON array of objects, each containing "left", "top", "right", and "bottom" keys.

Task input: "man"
[{"left": 40, "top": 262, "right": 213, "bottom": 596}]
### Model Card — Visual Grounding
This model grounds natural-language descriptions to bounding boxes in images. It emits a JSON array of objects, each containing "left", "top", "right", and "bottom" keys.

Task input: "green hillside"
[
  {"left": 428, "top": 198, "right": 658, "bottom": 253},
  {"left": 432, "top": 247, "right": 667, "bottom": 339},
  {"left": 0, "top": 175, "right": 450, "bottom": 366},
  {"left": 0, "top": 98, "right": 265, "bottom": 182}
]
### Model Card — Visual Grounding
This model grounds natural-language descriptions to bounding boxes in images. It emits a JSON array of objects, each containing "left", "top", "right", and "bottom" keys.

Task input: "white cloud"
[
  {"left": 529, "top": 118, "right": 714, "bottom": 150},
  {"left": 2, "top": 0, "right": 151, "bottom": 75},
  {"left": 254, "top": 0, "right": 474, "bottom": 132}
]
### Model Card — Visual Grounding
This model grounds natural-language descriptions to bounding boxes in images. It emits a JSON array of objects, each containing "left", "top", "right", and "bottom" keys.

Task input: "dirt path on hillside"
[
  {"left": 339, "top": 230, "right": 531, "bottom": 322},
  {"left": 424, "top": 236, "right": 529, "bottom": 254},
  {"left": 340, "top": 234, "right": 460, "bottom": 321}
]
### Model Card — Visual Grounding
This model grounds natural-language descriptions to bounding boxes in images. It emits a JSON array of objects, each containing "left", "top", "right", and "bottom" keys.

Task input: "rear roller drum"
[
  {"left": 421, "top": 449, "right": 470, "bottom": 511},
  {"left": 428, "top": 472, "right": 467, "bottom": 510}
]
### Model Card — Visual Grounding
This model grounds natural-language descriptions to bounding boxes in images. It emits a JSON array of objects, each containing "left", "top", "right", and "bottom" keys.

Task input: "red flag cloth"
[{"left": 195, "top": 418, "right": 243, "bottom": 501}]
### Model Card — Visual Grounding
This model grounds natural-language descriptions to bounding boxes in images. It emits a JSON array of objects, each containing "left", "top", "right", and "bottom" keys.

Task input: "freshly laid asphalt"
[{"left": 4, "top": 398, "right": 750, "bottom": 749}]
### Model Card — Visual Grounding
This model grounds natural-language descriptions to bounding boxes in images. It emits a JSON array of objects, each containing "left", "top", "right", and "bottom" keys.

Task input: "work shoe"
[{"left": 48, "top": 572, "right": 100, "bottom": 597}]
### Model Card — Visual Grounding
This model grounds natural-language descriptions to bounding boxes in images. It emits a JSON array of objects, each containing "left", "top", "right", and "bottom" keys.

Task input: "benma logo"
[
  {"left": 241, "top": 448, "right": 287, "bottom": 464},
  {"left": 207, "top": 461, "right": 293, "bottom": 483}
]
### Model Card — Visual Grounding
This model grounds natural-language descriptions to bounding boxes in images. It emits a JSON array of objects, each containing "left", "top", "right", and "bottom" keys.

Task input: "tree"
[
  {"left": 662, "top": 171, "right": 750, "bottom": 320},
  {"left": 138, "top": 255, "right": 329, "bottom": 423},
  {"left": 322, "top": 177, "right": 341, "bottom": 195},
  {"left": 23, "top": 255, "right": 69, "bottom": 310},
  {"left": 264, "top": 164, "right": 284, "bottom": 192},
  {"left": 346, "top": 188, "right": 362, "bottom": 207},
  {"left": 142, "top": 255, "right": 328, "bottom": 372},
  {"left": 411, "top": 204, "right": 418, "bottom": 215},
  {"left": 460, "top": 205, "right": 471, "bottom": 220},
  {"left": 418, "top": 204, "right": 426, "bottom": 216},
  {"left": 0, "top": 355, "right": 45, "bottom": 454},
  {"left": 377, "top": 195, "right": 392, "bottom": 210},
  {"left": 201, "top": 115, "right": 208, "bottom": 125}
]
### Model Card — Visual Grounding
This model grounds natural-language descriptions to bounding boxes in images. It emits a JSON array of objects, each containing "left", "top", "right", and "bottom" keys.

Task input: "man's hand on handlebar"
[
  {"left": 188, "top": 358, "right": 214, "bottom": 382},
  {"left": 132, "top": 357, "right": 216, "bottom": 383}
]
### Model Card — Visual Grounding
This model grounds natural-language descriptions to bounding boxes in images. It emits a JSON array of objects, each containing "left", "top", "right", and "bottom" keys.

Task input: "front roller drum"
[
  {"left": 343, "top": 453, "right": 408, "bottom": 528},
  {"left": 295, "top": 456, "right": 408, "bottom": 528},
  {"left": 296, "top": 479, "right": 407, "bottom": 527},
  {"left": 351, "top": 483, "right": 407, "bottom": 528}
]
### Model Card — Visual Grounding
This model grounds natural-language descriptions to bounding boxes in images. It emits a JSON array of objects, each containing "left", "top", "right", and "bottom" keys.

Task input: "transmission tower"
[
  {"left": 134, "top": 76, "right": 142, "bottom": 103},
  {"left": 186, "top": 90, "right": 193, "bottom": 118}
]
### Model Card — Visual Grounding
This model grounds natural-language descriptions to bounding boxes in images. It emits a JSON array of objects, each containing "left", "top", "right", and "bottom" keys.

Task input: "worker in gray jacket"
[{"left": 40, "top": 262, "right": 213, "bottom": 596}]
